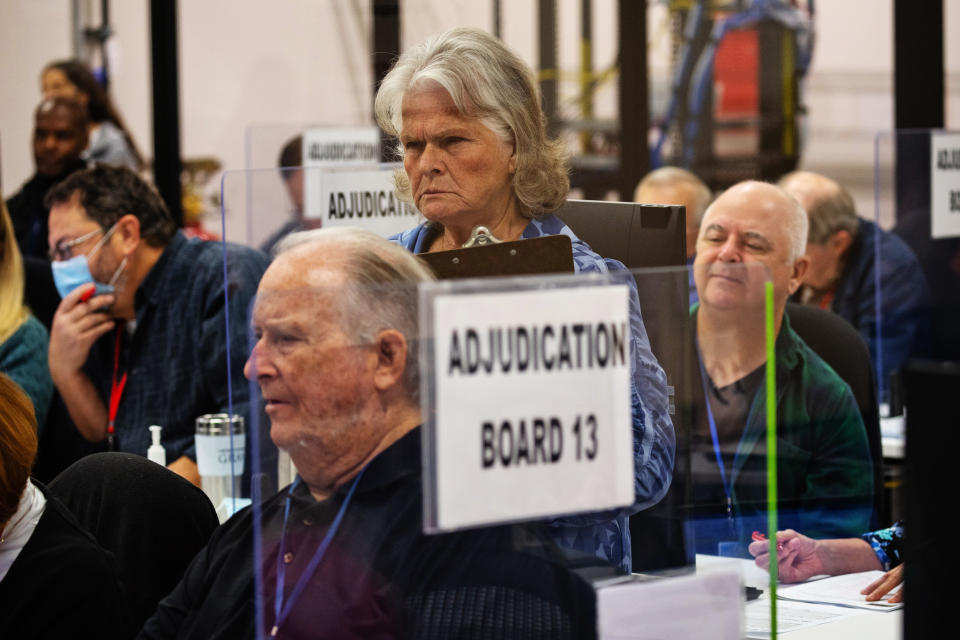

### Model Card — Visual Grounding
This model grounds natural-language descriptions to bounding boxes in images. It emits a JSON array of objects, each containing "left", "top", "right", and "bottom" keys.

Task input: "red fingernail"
[{"left": 80, "top": 286, "right": 95, "bottom": 302}]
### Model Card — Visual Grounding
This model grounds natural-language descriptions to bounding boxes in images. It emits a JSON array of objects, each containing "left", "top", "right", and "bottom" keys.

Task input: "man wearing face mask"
[
  {"left": 45, "top": 165, "right": 270, "bottom": 487},
  {"left": 7, "top": 98, "right": 89, "bottom": 260}
]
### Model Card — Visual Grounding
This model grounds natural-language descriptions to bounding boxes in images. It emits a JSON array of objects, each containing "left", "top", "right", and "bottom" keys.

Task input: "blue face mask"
[
  {"left": 51, "top": 255, "right": 124, "bottom": 300},
  {"left": 50, "top": 223, "right": 127, "bottom": 300}
]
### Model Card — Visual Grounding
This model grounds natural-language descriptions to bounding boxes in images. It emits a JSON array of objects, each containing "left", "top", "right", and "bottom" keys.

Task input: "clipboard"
[{"left": 417, "top": 234, "right": 575, "bottom": 280}]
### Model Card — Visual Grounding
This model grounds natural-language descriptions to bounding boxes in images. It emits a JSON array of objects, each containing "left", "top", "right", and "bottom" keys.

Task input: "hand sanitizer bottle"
[{"left": 147, "top": 425, "right": 166, "bottom": 466}]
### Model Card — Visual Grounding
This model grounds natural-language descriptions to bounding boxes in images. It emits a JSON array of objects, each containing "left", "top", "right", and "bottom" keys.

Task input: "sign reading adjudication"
[
  {"left": 303, "top": 126, "right": 379, "bottom": 166},
  {"left": 425, "top": 284, "right": 634, "bottom": 531},
  {"left": 315, "top": 167, "right": 421, "bottom": 237},
  {"left": 302, "top": 127, "right": 379, "bottom": 221},
  {"left": 931, "top": 132, "right": 960, "bottom": 239}
]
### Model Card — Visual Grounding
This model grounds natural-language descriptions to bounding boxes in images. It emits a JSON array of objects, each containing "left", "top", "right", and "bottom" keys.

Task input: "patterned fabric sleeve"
[{"left": 861, "top": 521, "right": 905, "bottom": 570}]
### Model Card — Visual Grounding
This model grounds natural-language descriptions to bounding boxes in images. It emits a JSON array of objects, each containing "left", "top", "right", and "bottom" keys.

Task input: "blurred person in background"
[
  {"left": 634, "top": 166, "right": 712, "bottom": 262},
  {"left": 6, "top": 98, "right": 89, "bottom": 260},
  {"left": 42, "top": 58, "right": 143, "bottom": 171},
  {"left": 260, "top": 135, "right": 307, "bottom": 255},
  {"left": 0, "top": 373, "right": 127, "bottom": 638},
  {"left": 0, "top": 198, "right": 52, "bottom": 432},
  {"left": 634, "top": 166, "right": 713, "bottom": 305},
  {"left": 779, "top": 171, "right": 928, "bottom": 384},
  {"left": 45, "top": 165, "right": 269, "bottom": 488}
]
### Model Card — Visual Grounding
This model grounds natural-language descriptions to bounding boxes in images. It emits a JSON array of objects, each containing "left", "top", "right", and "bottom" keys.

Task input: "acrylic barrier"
[
  {"left": 197, "top": 198, "right": 887, "bottom": 636},
  {"left": 244, "top": 123, "right": 381, "bottom": 174},
  {"left": 220, "top": 164, "right": 423, "bottom": 251},
  {"left": 209, "top": 245, "right": 881, "bottom": 638},
  {"left": 873, "top": 129, "right": 960, "bottom": 408}
]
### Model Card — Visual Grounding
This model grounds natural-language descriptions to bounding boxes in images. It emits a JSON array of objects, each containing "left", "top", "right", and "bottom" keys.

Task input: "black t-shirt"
[
  {"left": 690, "top": 364, "right": 765, "bottom": 511},
  {"left": 0, "top": 483, "right": 129, "bottom": 639}
]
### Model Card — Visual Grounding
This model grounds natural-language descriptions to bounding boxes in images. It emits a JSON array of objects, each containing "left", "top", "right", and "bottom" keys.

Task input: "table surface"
[{"left": 695, "top": 555, "right": 902, "bottom": 640}]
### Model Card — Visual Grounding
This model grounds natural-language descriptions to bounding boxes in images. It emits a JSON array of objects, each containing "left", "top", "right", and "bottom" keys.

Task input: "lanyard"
[
  {"left": 271, "top": 468, "right": 366, "bottom": 638},
  {"left": 107, "top": 326, "right": 128, "bottom": 450},
  {"left": 695, "top": 347, "right": 735, "bottom": 524}
]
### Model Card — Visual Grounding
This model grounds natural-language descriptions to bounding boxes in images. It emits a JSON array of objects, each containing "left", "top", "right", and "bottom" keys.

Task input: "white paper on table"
[
  {"left": 776, "top": 570, "right": 903, "bottom": 610},
  {"left": 744, "top": 599, "right": 867, "bottom": 637},
  {"left": 597, "top": 570, "right": 742, "bottom": 639}
]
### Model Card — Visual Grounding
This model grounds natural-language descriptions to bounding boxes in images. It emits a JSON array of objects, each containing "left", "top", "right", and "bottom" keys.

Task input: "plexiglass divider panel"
[
  {"left": 875, "top": 129, "right": 960, "bottom": 407},
  {"left": 220, "top": 164, "right": 424, "bottom": 251},
  {"left": 215, "top": 165, "right": 874, "bottom": 635}
]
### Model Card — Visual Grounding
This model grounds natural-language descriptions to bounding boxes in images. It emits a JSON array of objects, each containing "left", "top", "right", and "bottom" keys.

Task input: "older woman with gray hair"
[{"left": 378, "top": 27, "right": 674, "bottom": 574}]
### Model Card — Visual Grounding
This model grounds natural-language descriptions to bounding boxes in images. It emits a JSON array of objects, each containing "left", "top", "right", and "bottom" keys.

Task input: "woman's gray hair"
[
  {"left": 274, "top": 227, "right": 435, "bottom": 401},
  {"left": 374, "top": 27, "right": 569, "bottom": 218}
]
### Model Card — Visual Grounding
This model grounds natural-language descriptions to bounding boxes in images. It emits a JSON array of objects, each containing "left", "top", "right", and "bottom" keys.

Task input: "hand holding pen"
[
  {"left": 751, "top": 531, "right": 783, "bottom": 552},
  {"left": 748, "top": 529, "right": 825, "bottom": 583}
]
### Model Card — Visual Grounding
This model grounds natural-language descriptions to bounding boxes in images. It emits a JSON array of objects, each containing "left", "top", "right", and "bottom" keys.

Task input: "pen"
[{"left": 752, "top": 531, "right": 783, "bottom": 552}]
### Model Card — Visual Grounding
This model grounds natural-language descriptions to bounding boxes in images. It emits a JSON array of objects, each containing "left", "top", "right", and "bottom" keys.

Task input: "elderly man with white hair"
[
  {"left": 139, "top": 227, "right": 596, "bottom": 640},
  {"left": 688, "top": 180, "right": 873, "bottom": 557}
]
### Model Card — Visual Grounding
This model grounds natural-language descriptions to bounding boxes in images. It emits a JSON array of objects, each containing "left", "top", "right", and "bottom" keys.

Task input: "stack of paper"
[{"left": 776, "top": 570, "right": 903, "bottom": 611}]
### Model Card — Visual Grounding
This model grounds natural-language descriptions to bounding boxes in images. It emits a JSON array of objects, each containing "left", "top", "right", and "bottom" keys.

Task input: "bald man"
[
  {"left": 7, "top": 98, "right": 89, "bottom": 259},
  {"left": 779, "top": 170, "right": 928, "bottom": 383},
  {"left": 689, "top": 180, "right": 873, "bottom": 556},
  {"left": 634, "top": 167, "right": 712, "bottom": 260}
]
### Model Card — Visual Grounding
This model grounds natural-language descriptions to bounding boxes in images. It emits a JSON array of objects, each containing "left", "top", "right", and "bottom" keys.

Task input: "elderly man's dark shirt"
[
  {"left": 139, "top": 428, "right": 596, "bottom": 640},
  {"left": 82, "top": 232, "right": 270, "bottom": 487}
]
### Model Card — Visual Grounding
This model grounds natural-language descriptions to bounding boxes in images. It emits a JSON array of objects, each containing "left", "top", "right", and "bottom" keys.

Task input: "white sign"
[
  {"left": 424, "top": 283, "right": 634, "bottom": 531},
  {"left": 303, "top": 127, "right": 380, "bottom": 166},
  {"left": 302, "top": 126, "right": 380, "bottom": 221},
  {"left": 195, "top": 433, "right": 245, "bottom": 477},
  {"left": 598, "top": 571, "right": 743, "bottom": 639},
  {"left": 311, "top": 167, "right": 421, "bottom": 237},
  {"left": 931, "top": 132, "right": 960, "bottom": 239}
]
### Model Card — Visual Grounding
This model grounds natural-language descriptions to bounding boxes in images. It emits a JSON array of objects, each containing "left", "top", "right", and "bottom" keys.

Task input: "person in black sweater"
[{"left": 0, "top": 372, "right": 128, "bottom": 639}]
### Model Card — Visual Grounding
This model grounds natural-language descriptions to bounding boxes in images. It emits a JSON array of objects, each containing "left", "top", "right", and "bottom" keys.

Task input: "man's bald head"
[
  {"left": 702, "top": 180, "right": 808, "bottom": 263},
  {"left": 778, "top": 171, "right": 859, "bottom": 245},
  {"left": 695, "top": 181, "right": 810, "bottom": 312},
  {"left": 33, "top": 98, "right": 88, "bottom": 177},
  {"left": 635, "top": 167, "right": 712, "bottom": 258}
]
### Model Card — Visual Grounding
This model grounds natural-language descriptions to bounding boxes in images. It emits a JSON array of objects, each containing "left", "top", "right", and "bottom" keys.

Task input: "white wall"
[{"left": 0, "top": 0, "right": 74, "bottom": 196}]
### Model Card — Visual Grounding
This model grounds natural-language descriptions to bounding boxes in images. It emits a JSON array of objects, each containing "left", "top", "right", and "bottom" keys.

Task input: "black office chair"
[
  {"left": 785, "top": 302, "right": 886, "bottom": 528},
  {"left": 554, "top": 200, "right": 687, "bottom": 269},
  {"left": 50, "top": 453, "right": 219, "bottom": 633}
]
